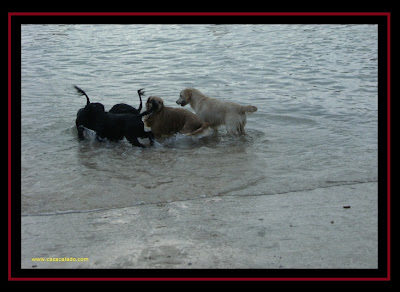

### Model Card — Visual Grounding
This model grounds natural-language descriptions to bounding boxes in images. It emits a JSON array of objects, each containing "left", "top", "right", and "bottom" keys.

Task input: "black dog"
[
  {"left": 74, "top": 86, "right": 155, "bottom": 148},
  {"left": 109, "top": 88, "right": 145, "bottom": 115}
]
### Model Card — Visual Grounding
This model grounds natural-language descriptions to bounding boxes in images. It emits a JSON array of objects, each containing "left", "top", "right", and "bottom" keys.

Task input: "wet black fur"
[
  {"left": 109, "top": 88, "right": 145, "bottom": 115},
  {"left": 74, "top": 86, "right": 155, "bottom": 148}
]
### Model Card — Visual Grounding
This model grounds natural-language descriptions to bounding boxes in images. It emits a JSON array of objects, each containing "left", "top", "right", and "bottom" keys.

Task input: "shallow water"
[{"left": 21, "top": 24, "right": 378, "bottom": 215}]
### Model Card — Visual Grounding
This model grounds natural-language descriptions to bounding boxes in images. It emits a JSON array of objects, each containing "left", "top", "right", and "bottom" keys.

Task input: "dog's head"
[
  {"left": 146, "top": 96, "right": 164, "bottom": 113},
  {"left": 176, "top": 88, "right": 192, "bottom": 107}
]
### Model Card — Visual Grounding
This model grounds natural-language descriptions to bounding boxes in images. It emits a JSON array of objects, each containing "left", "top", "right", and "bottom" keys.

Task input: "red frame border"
[{"left": 8, "top": 12, "right": 391, "bottom": 282}]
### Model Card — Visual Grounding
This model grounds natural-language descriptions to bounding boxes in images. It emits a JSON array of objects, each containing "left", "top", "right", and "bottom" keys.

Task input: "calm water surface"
[{"left": 21, "top": 24, "right": 378, "bottom": 215}]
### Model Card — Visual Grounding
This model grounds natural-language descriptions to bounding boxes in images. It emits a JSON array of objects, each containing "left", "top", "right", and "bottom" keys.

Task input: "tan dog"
[
  {"left": 176, "top": 88, "right": 257, "bottom": 136},
  {"left": 144, "top": 96, "right": 209, "bottom": 138}
]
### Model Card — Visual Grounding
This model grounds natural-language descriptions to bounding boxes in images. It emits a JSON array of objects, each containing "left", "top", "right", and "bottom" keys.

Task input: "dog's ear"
[
  {"left": 186, "top": 89, "right": 192, "bottom": 101},
  {"left": 148, "top": 97, "right": 159, "bottom": 112}
]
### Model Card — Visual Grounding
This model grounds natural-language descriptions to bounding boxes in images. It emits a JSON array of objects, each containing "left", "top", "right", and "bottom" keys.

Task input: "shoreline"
[{"left": 21, "top": 182, "right": 377, "bottom": 269}]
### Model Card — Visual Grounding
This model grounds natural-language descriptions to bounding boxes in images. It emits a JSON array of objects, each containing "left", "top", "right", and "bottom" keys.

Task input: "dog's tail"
[
  {"left": 138, "top": 103, "right": 156, "bottom": 118},
  {"left": 74, "top": 85, "right": 90, "bottom": 105},
  {"left": 240, "top": 105, "right": 257, "bottom": 114},
  {"left": 137, "top": 88, "right": 145, "bottom": 112}
]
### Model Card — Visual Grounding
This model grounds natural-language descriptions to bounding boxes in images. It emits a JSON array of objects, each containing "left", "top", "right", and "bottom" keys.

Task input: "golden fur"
[
  {"left": 144, "top": 96, "right": 209, "bottom": 138},
  {"left": 176, "top": 88, "right": 257, "bottom": 136}
]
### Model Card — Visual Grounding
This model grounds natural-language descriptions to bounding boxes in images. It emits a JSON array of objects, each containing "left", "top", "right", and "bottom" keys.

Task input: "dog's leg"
[
  {"left": 225, "top": 114, "right": 240, "bottom": 137},
  {"left": 126, "top": 135, "right": 146, "bottom": 148},
  {"left": 139, "top": 130, "right": 155, "bottom": 146},
  {"left": 77, "top": 125, "right": 85, "bottom": 140},
  {"left": 144, "top": 131, "right": 155, "bottom": 146},
  {"left": 187, "top": 122, "right": 210, "bottom": 136},
  {"left": 238, "top": 114, "right": 247, "bottom": 135},
  {"left": 226, "top": 126, "right": 239, "bottom": 137},
  {"left": 96, "top": 135, "right": 107, "bottom": 142}
]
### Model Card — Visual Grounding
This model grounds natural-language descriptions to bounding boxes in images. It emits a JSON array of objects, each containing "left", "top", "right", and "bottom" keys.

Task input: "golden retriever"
[
  {"left": 176, "top": 88, "right": 257, "bottom": 136},
  {"left": 144, "top": 96, "right": 209, "bottom": 138}
]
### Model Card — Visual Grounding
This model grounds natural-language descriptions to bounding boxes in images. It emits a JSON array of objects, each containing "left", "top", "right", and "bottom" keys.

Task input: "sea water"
[{"left": 21, "top": 24, "right": 378, "bottom": 215}]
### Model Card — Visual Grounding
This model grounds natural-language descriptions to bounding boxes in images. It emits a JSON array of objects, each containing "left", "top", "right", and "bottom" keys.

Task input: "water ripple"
[{"left": 21, "top": 24, "right": 378, "bottom": 214}]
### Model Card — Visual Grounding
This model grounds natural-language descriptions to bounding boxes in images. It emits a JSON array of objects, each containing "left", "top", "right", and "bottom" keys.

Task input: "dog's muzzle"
[{"left": 176, "top": 98, "right": 187, "bottom": 107}]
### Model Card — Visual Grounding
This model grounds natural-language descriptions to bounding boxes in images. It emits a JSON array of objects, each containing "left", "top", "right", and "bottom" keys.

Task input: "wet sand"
[{"left": 21, "top": 182, "right": 377, "bottom": 270}]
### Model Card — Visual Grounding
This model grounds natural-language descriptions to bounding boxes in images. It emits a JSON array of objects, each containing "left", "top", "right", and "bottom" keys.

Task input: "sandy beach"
[{"left": 21, "top": 181, "right": 377, "bottom": 270}]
